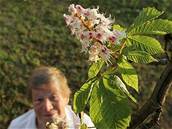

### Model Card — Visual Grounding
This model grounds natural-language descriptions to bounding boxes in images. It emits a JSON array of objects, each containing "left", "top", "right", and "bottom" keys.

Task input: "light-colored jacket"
[{"left": 8, "top": 105, "right": 95, "bottom": 129}]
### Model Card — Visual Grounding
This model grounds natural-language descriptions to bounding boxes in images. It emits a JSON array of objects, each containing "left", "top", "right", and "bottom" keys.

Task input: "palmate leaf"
[
  {"left": 128, "top": 19, "right": 172, "bottom": 35},
  {"left": 117, "top": 58, "right": 138, "bottom": 93},
  {"left": 128, "top": 7, "right": 163, "bottom": 31},
  {"left": 128, "top": 35, "right": 164, "bottom": 55},
  {"left": 73, "top": 79, "right": 96, "bottom": 113},
  {"left": 90, "top": 77, "right": 131, "bottom": 129},
  {"left": 104, "top": 74, "right": 136, "bottom": 103},
  {"left": 126, "top": 51, "right": 157, "bottom": 63},
  {"left": 88, "top": 60, "right": 104, "bottom": 79}
]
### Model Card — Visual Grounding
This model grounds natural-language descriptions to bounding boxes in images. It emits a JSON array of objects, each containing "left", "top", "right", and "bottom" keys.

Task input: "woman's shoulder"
[{"left": 8, "top": 109, "right": 36, "bottom": 129}]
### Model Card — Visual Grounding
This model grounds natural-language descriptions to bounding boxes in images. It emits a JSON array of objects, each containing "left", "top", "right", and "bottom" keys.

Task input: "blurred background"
[{"left": 0, "top": 0, "right": 172, "bottom": 129}]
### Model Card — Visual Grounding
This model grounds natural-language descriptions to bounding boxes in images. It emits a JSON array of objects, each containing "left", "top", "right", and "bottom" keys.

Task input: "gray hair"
[{"left": 28, "top": 66, "right": 71, "bottom": 98}]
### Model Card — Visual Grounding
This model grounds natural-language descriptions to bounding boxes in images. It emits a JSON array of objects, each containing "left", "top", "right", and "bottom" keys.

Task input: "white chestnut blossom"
[
  {"left": 89, "top": 42, "right": 111, "bottom": 64},
  {"left": 64, "top": 4, "right": 126, "bottom": 64}
]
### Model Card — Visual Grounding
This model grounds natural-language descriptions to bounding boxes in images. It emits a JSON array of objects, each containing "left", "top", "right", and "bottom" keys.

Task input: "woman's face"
[{"left": 32, "top": 81, "right": 69, "bottom": 128}]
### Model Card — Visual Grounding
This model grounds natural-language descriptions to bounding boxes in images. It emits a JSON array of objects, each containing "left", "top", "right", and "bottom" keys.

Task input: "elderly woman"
[{"left": 8, "top": 66, "right": 95, "bottom": 129}]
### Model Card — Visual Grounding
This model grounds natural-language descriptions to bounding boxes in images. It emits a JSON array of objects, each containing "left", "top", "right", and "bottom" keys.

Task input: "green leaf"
[
  {"left": 73, "top": 80, "right": 96, "bottom": 113},
  {"left": 90, "top": 78, "right": 131, "bottom": 129},
  {"left": 102, "top": 66, "right": 116, "bottom": 75},
  {"left": 125, "top": 38, "right": 132, "bottom": 46},
  {"left": 117, "top": 58, "right": 138, "bottom": 92},
  {"left": 113, "top": 24, "right": 125, "bottom": 31},
  {"left": 128, "top": 35, "right": 164, "bottom": 55},
  {"left": 129, "top": 19, "right": 172, "bottom": 35},
  {"left": 126, "top": 51, "right": 157, "bottom": 63},
  {"left": 103, "top": 74, "right": 136, "bottom": 103},
  {"left": 88, "top": 60, "right": 104, "bottom": 79},
  {"left": 128, "top": 7, "right": 163, "bottom": 31}
]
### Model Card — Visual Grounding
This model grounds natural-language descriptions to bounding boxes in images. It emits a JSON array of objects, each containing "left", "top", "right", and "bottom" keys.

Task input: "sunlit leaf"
[
  {"left": 128, "top": 35, "right": 164, "bottom": 55},
  {"left": 73, "top": 80, "right": 97, "bottom": 113},
  {"left": 90, "top": 78, "right": 131, "bottom": 129},
  {"left": 88, "top": 60, "right": 104, "bottom": 79},
  {"left": 129, "top": 19, "right": 172, "bottom": 35},
  {"left": 117, "top": 58, "right": 138, "bottom": 92},
  {"left": 128, "top": 7, "right": 163, "bottom": 31},
  {"left": 126, "top": 51, "right": 157, "bottom": 63},
  {"left": 113, "top": 24, "right": 125, "bottom": 31}
]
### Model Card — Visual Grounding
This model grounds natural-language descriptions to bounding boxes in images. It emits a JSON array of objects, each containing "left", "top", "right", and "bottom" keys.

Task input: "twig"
[{"left": 128, "top": 61, "right": 172, "bottom": 129}]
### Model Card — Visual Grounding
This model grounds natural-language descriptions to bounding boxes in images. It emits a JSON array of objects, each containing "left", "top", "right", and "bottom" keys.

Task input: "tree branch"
[{"left": 128, "top": 61, "right": 172, "bottom": 129}]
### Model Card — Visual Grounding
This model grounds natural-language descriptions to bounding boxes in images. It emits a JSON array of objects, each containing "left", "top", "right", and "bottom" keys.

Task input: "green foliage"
[
  {"left": 73, "top": 6, "right": 170, "bottom": 129},
  {"left": 124, "top": 7, "right": 166, "bottom": 65},
  {"left": 128, "top": 35, "right": 164, "bottom": 55},
  {"left": 128, "top": 7, "right": 164, "bottom": 31},
  {"left": 73, "top": 79, "right": 96, "bottom": 113},
  {"left": 128, "top": 19, "right": 172, "bottom": 35},
  {"left": 90, "top": 77, "right": 131, "bottom": 129},
  {"left": 105, "top": 74, "right": 136, "bottom": 103},
  {"left": 113, "top": 24, "right": 125, "bottom": 31},
  {"left": 1, "top": 0, "right": 172, "bottom": 129},
  {"left": 117, "top": 58, "right": 138, "bottom": 92},
  {"left": 88, "top": 60, "right": 104, "bottom": 79},
  {"left": 127, "top": 7, "right": 172, "bottom": 36},
  {"left": 126, "top": 51, "right": 157, "bottom": 63}
]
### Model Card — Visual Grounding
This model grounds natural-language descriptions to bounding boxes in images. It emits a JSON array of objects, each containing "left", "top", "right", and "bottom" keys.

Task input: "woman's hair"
[{"left": 28, "top": 66, "right": 71, "bottom": 98}]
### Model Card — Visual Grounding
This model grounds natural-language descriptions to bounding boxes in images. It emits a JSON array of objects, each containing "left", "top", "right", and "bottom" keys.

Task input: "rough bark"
[{"left": 128, "top": 61, "right": 172, "bottom": 129}]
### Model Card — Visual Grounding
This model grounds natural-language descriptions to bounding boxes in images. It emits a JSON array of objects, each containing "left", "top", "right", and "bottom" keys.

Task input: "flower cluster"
[
  {"left": 46, "top": 117, "right": 67, "bottom": 129},
  {"left": 64, "top": 4, "right": 126, "bottom": 64}
]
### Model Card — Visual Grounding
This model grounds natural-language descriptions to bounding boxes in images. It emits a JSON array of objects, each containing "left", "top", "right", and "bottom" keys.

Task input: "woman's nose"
[{"left": 44, "top": 98, "right": 53, "bottom": 112}]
